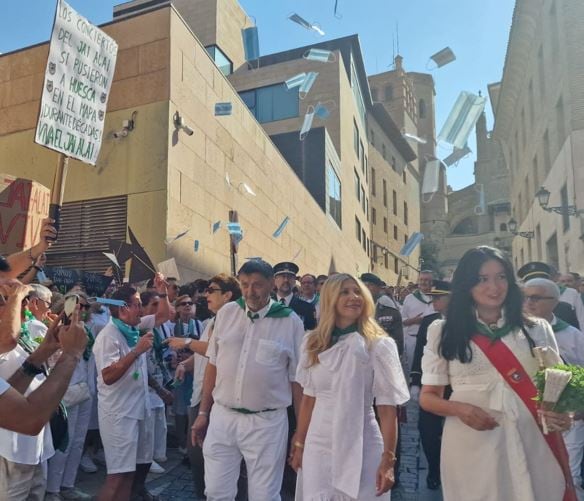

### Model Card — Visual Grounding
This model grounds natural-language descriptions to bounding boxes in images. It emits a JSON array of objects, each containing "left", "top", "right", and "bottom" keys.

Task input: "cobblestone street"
[{"left": 78, "top": 400, "right": 443, "bottom": 500}]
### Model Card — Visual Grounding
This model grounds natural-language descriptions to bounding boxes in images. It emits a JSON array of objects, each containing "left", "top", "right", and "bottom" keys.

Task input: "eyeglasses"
[
  {"left": 205, "top": 287, "right": 223, "bottom": 294},
  {"left": 178, "top": 301, "right": 194, "bottom": 307},
  {"left": 523, "top": 295, "right": 555, "bottom": 303}
]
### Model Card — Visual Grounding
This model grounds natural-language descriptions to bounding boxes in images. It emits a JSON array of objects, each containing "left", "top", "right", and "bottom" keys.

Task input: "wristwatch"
[{"left": 21, "top": 360, "right": 44, "bottom": 376}]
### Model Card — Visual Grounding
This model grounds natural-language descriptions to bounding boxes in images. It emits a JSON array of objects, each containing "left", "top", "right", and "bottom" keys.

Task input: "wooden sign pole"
[{"left": 48, "top": 153, "right": 69, "bottom": 241}]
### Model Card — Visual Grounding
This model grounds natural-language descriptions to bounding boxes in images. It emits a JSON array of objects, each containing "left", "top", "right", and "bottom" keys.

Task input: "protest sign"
[
  {"left": 44, "top": 266, "right": 113, "bottom": 297},
  {"left": 35, "top": 0, "right": 118, "bottom": 165},
  {"left": 0, "top": 175, "right": 50, "bottom": 255}
]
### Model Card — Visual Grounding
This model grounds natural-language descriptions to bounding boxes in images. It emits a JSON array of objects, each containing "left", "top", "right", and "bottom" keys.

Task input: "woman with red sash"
[{"left": 420, "top": 246, "right": 576, "bottom": 501}]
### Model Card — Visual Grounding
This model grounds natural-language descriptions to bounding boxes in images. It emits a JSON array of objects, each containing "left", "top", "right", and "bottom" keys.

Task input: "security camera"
[
  {"left": 173, "top": 111, "right": 194, "bottom": 136},
  {"left": 113, "top": 128, "right": 129, "bottom": 139}
]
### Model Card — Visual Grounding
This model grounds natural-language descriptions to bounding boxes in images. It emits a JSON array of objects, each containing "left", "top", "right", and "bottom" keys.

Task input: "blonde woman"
[{"left": 290, "top": 274, "right": 409, "bottom": 500}]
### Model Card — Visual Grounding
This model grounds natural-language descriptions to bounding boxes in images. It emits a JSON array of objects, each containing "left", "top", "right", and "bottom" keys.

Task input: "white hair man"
[
  {"left": 524, "top": 277, "right": 584, "bottom": 500},
  {"left": 26, "top": 284, "right": 53, "bottom": 340}
]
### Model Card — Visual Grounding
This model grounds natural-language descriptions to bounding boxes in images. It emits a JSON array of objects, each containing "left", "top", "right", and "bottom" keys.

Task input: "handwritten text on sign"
[{"left": 35, "top": 0, "right": 118, "bottom": 165}]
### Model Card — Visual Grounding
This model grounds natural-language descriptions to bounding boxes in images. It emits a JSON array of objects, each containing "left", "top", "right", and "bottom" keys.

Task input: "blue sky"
[{"left": 0, "top": 0, "right": 514, "bottom": 190}]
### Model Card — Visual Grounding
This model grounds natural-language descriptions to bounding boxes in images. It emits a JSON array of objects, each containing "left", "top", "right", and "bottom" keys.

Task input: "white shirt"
[
  {"left": 191, "top": 318, "right": 212, "bottom": 407},
  {"left": 0, "top": 377, "right": 9, "bottom": 396},
  {"left": 401, "top": 291, "right": 435, "bottom": 338},
  {"left": 551, "top": 315, "right": 584, "bottom": 366},
  {"left": 93, "top": 315, "right": 155, "bottom": 420},
  {"left": 27, "top": 319, "right": 48, "bottom": 341},
  {"left": 207, "top": 300, "right": 304, "bottom": 411},
  {"left": 276, "top": 293, "right": 294, "bottom": 307},
  {"left": 0, "top": 345, "right": 55, "bottom": 465},
  {"left": 560, "top": 287, "right": 584, "bottom": 331}
]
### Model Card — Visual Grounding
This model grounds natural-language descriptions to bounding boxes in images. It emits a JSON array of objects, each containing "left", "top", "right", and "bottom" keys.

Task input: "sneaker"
[
  {"left": 60, "top": 488, "right": 92, "bottom": 500},
  {"left": 78, "top": 453, "right": 97, "bottom": 473},
  {"left": 153, "top": 455, "right": 167, "bottom": 463},
  {"left": 149, "top": 460, "right": 165, "bottom": 474},
  {"left": 93, "top": 449, "right": 106, "bottom": 465},
  {"left": 44, "top": 494, "right": 63, "bottom": 501}
]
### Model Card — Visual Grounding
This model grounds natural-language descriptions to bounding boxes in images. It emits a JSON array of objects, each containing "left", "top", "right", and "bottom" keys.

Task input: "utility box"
[{"left": 0, "top": 175, "right": 50, "bottom": 256}]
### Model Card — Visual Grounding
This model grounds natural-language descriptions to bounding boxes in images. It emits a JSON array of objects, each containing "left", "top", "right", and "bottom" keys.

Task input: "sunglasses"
[
  {"left": 205, "top": 287, "right": 223, "bottom": 294},
  {"left": 178, "top": 301, "right": 194, "bottom": 307}
]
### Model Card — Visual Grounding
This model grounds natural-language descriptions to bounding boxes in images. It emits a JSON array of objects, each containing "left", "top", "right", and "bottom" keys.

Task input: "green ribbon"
[
  {"left": 552, "top": 317, "right": 571, "bottom": 333},
  {"left": 247, "top": 311, "right": 259, "bottom": 322},
  {"left": 476, "top": 322, "right": 513, "bottom": 341},
  {"left": 83, "top": 325, "right": 94, "bottom": 361},
  {"left": 112, "top": 318, "right": 140, "bottom": 347},
  {"left": 413, "top": 290, "right": 432, "bottom": 305},
  {"left": 236, "top": 297, "right": 294, "bottom": 319},
  {"left": 331, "top": 324, "right": 358, "bottom": 345}
]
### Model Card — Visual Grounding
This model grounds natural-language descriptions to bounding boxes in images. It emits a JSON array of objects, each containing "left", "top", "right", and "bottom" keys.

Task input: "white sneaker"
[
  {"left": 93, "top": 449, "right": 106, "bottom": 466},
  {"left": 60, "top": 488, "right": 92, "bottom": 500},
  {"left": 78, "top": 453, "right": 97, "bottom": 473},
  {"left": 149, "top": 460, "right": 165, "bottom": 474},
  {"left": 44, "top": 493, "right": 63, "bottom": 501}
]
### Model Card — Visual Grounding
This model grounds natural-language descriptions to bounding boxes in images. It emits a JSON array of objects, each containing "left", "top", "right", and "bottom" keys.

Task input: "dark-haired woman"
[{"left": 420, "top": 246, "right": 575, "bottom": 501}]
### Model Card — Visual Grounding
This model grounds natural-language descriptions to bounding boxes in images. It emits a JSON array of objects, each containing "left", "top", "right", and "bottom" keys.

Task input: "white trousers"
[
  {"left": 46, "top": 397, "right": 92, "bottom": 493},
  {"left": 404, "top": 334, "right": 417, "bottom": 374},
  {"left": 148, "top": 406, "right": 167, "bottom": 461},
  {"left": 564, "top": 420, "right": 584, "bottom": 501},
  {"left": 203, "top": 404, "right": 288, "bottom": 501}
]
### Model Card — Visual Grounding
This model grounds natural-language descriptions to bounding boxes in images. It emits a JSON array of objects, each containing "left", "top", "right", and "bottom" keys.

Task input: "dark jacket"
[
  {"left": 554, "top": 301, "right": 580, "bottom": 329},
  {"left": 288, "top": 296, "right": 317, "bottom": 331},
  {"left": 375, "top": 295, "right": 404, "bottom": 356},
  {"left": 410, "top": 312, "right": 441, "bottom": 387}
]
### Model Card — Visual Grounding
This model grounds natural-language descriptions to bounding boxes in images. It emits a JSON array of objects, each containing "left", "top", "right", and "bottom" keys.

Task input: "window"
[
  {"left": 360, "top": 141, "right": 365, "bottom": 170},
  {"left": 361, "top": 187, "right": 366, "bottom": 212},
  {"left": 384, "top": 253, "right": 389, "bottom": 269},
  {"left": 364, "top": 156, "right": 368, "bottom": 183},
  {"left": 372, "top": 208, "right": 377, "bottom": 224},
  {"left": 354, "top": 120, "right": 360, "bottom": 156},
  {"left": 205, "top": 45, "right": 233, "bottom": 75},
  {"left": 499, "top": 223, "right": 507, "bottom": 232},
  {"left": 371, "top": 87, "right": 378, "bottom": 101},
  {"left": 355, "top": 217, "right": 362, "bottom": 242},
  {"left": 382, "top": 180, "right": 388, "bottom": 207},
  {"left": 404, "top": 234, "right": 408, "bottom": 244},
  {"left": 383, "top": 217, "right": 388, "bottom": 233},
  {"left": 362, "top": 230, "right": 367, "bottom": 251},
  {"left": 391, "top": 156, "right": 397, "bottom": 172},
  {"left": 385, "top": 84, "right": 393, "bottom": 100},
  {"left": 370, "top": 129, "right": 375, "bottom": 146},
  {"left": 350, "top": 55, "right": 366, "bottom": 127},
  {"left": 239, "top": 83, "right": 299, "bottom": 123},
  {"left": 561, "top": 184, "right": 570, "bottom": 232},
  {"left": 382, "top": 144, "right": 387, "bottom": 160},
  {"left": 354, "top": 169, "right": 361, "bottom": 201},
  {"left": 393, "top": 190, "right": 397, "bottom": 215},
  {"left": 371, "top": 168, "right": 376, "bottom": 196},
  {"left": 404, "top": 202, "right": 408, "bottom": 226},
  {"left": 326, "top": 163, "right": 342, "bottom": 228},
  {"left": 393, "top": 225, "right": 398, "bottom": 240},
  {"left": 394, "top": 257, "right": 399, "bottom": 274},
  {"left": 403, "top": 170, "right": 407, "bottom": 183},
  {"left": 419, "top": 99, "right": 426, "bottom": 119},
  {"left": 556, "top": 97, "right": 565, "bottom": 151}
]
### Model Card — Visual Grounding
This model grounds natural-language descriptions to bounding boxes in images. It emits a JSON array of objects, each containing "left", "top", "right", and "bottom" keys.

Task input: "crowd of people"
[{"left": 0, "top": 218, "right": 583, "bottom": 501}]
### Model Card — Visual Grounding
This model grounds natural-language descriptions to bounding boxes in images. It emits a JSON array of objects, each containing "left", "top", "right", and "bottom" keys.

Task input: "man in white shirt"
[
  {"left": 401, "top": 270, "right": 435, "bottom": 372},
  {"left": 558, "top": 273, "right": 584, "bottom": 330},
  {"left": 523, "top": 277, "right": 584, "bottom": 500},
  {"left": 93, "top": 286, "right": 156, "bottom": 501},
  {"left": 192, "top": 260, "right": 305, "bottom": 500},
  {"left": 26, "top": 284, "right": 53, "bottom": 341}
]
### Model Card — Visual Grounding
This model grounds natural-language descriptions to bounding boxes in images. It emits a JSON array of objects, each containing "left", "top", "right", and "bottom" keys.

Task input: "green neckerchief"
[
  {"left": 174, "top": 318, "right": 199, "bottom": 339},
  {"left": 83, "top": 325, "right": 94, "bottom": 361},
  {"left": 413, "top": 290, "right": 432, "bottom": 305},
  {"left": 112, "top": 318, "right": 140, "bottom": 347},
  {"left": 151, "top": 327, "right": 165, "bottom": 364},
  {"left": 18, "top": 321, "right": 40, "bottom": 355},
  {"left": 552, "top": 317, "right": 571, "bottom": 333},
  {"left": 476, "top": 322, "right": 514, "bottom": 341},
  {"left": 236, "top": 297, "right": 294, "bottom": 319},
  {"left": 558, "top": 284, "right": 567, "bottom": 295},
  {"left": 331, "top": 324, "right": 358, "bottom": 345}
]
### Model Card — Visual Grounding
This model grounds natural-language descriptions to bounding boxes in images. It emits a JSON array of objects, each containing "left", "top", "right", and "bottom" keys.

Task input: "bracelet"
[
  {"left": 381, "top": 450, "right": 397, "bottom": 463},
  {"left": 33, "top": 265, "right": 43, "bottom": 272},
  {"left": 184, "top": 338, "right": 191, "bottom": 347},
  {"left": 198, "top": 411, "right": 209, "bottom": 417},
  {"left": 293, "top": 441, "right": 304, "bottom": 449},
  {"left": 21, "top": 360, "right": 44, "bottom": 376}
]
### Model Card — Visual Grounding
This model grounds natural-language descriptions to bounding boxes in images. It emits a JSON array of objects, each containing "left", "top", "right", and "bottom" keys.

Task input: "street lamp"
[
  {"left": 508, "top": 218, "right": 534, "bottom": 239},
  {"left": 535, "top": 186, "right": 584, "bottom": 216}
]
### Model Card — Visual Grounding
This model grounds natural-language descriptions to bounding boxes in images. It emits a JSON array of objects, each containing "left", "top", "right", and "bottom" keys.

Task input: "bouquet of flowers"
[{"left": 534, "top": 364, "right": 584, "bottom": 433}]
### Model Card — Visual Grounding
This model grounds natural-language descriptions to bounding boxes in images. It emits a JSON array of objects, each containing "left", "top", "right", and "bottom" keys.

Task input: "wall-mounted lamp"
[
  {"left": 112, "top": 111, "right": 137, "bottom": 139},
  {"left": 173, "top": 111, "right": 194, "bottom": 136},
  {"left": 535, "top": 186, "right": 584, "bottom": 216},
  {"left": 508, "top": 218, "right": 534, "bottom": 239}
]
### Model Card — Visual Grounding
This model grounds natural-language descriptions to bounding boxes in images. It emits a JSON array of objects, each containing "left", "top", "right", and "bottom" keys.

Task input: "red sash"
[{"left": 472, "top": 334, "right": 577, "bottom": 501}]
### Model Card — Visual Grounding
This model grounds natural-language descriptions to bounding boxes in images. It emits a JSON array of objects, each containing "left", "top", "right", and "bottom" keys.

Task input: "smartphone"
[{"left": 63, "top": 295, "right": 79, "bottom": 325}]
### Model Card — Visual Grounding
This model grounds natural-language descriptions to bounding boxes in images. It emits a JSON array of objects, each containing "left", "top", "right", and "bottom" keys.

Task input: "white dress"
[
  {"left": 421, "top": 318, "right": 566, "bottom": 501},
  {"left": 296, "top": 332, "right": 409, "bottom": 501}
]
